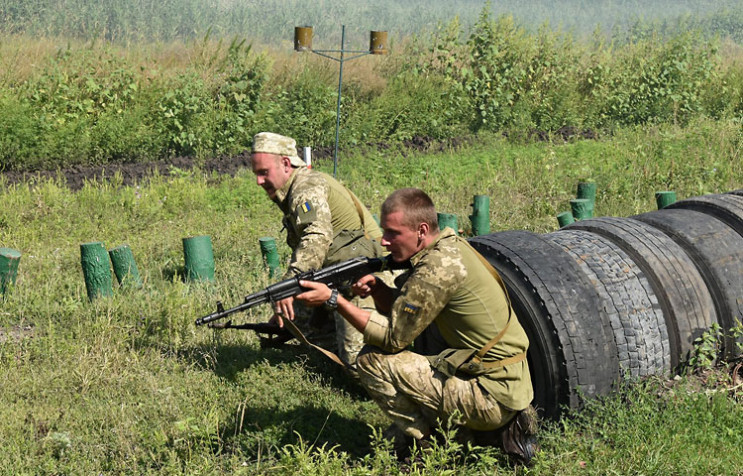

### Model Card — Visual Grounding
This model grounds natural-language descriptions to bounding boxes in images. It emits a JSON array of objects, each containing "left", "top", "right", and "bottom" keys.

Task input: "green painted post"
[
  {"left": 655, "top": 191, "right": 677, "bottom": 209},
  {"left": 0, "top": 248, "right": 21, "bottom": 296},
  {"left": 469, "top": 195, "right": 491, "bottom": 236},
  {"left": 259, "top": 237, "right": 281, "bottom": 279},
  {"left": 108, "top": 244, "right": 143, "bottom": 288},
  {"left": 182, "top": 235, "right": 215, "bottom": 282},
  {"left": 80, "top": 242, "right": 114, "bottom": 301},
  {"left": 556, "top": 211, "right": 575, "bottom": 228},
  {"left": 570, "top": 198, "right": 593, "bottom": 220},
  {"left": 577, "top": 181, "right": 597, "bottom": 203},
  {"left": 437, "top": 213, "right": 459, "bottom": 235},
  {"left": 576, "top": 181, "right": 596, "bottom": 217}
]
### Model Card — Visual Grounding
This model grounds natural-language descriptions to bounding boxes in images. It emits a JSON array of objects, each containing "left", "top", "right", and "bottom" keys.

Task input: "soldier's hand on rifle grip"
[
  {"left": 352, "top": 274, "right": 377, "bottom": 298},
  {"left": 295, "top": 280, "right": 333, "bottom": 307},
  {"left": 272, "top": 296, "right": 296, "bottom": 327}
]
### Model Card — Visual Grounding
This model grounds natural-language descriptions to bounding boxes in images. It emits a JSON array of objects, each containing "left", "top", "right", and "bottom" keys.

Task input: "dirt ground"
[
  {"left": 0, "top": 138, "right": 460, "bottom": 191},
  {"left": 0, "top": 130, "right": 600, "bottom": 191},
  {"left": 0, "top": 152, "right": 255, "bottom": 191}
]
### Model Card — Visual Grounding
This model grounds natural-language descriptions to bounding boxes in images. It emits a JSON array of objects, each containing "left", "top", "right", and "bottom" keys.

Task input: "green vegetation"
[
  {"left": 1, "top": 121, "right": 742, "bottom": 473},
  {"left": 1, "top": 3, "right": 743, "bottom": 172},
  {"left": 1, "top": 1, "right": 742, "bottom": 472},
  {"left": 2, "top": 0, "right": 743, "bottom": 43}
]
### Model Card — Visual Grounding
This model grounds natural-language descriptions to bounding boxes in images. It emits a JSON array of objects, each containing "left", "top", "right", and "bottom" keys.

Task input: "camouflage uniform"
[
  {"left": 358, "top": 227, "right": 533, "bottom": 439},
  {"left": 272, "top": 162, "right": 384, "bottom": 369}
]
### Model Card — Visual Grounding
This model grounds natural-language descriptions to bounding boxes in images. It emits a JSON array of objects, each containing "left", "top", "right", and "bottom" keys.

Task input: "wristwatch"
[{"left": 324, "top": 288, "right": 339, "bottom": 311}]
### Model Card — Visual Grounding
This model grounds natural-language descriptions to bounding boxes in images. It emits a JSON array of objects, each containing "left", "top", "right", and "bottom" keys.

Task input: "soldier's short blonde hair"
[{"left": 381, "top": 188, "right": 439, "bottom": 231}]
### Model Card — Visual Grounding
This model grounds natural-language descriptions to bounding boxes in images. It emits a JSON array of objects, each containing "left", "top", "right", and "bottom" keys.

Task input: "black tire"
[
  {"left": 566, "top": 217, "right": 718, "bottom": 369},
  {"left": 633, "top": 208, "right": 743, "bottom": 358},
  {"left": 469, "top": 231, "right": 619, "bottom": 420},
  {"left": 727, "top": 189, "right": 743, "bottom": 197},
  {"left": 546, "top": 229, "right": 671, "bottom": 377},
  {"left": 668, "top": 193, "right": 743, "bottom": 238}
]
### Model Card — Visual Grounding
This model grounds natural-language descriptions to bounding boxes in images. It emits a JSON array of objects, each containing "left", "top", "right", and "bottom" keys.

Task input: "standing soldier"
[{"left": 250, "top": 132, "right": 384, "bottom": 372}]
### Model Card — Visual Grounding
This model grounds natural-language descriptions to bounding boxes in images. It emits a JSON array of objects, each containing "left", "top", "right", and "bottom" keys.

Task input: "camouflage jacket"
[
  {"left": 273, "top": 166, "right": 382, "bottom": 279},
  {"left": 363, "top": 227, "right": 534, "bottom": 410}
]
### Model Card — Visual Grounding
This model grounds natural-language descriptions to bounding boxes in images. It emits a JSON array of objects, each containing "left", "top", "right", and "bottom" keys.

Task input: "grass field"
[{"left": 1, "top": 121, "right": 742, "bottom": 474}]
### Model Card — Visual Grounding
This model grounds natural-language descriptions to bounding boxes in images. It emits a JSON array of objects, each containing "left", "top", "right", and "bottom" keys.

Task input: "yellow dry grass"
[{"left": 0, "top": 34, "right": 395, "bottom": 94}]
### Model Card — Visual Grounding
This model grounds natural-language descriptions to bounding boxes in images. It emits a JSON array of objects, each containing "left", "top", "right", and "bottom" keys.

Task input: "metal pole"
[
  {"left": 295, "top": 24, "right": 385, "bottom": 177},
  {"left": 333, "top": 25, "right": 346, "bottom": 178}
]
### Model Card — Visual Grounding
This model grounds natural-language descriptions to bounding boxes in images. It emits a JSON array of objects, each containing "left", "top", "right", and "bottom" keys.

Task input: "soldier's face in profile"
[
  {"left": 381, "top": 210, "right": 423, "bottom": 261},
  {"left": 251, "top": 153, "right": 293, "bottom": 199}
]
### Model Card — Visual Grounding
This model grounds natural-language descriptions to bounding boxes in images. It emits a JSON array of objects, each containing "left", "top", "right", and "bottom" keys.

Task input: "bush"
[
  {"left": 1, "top": 11, "right": 742, "bottom": 171},
  {"left": 599, "top": 33, "right": 719, "bottom": 126},
  {"left": 0, "top": 95, "right": 42, "bottom": 170},
  {"left": 349, "top": 72, "right": 470, "bottom": 143},
  {"left": 253, "top": 65, "right": 339, "bottom": 148}
]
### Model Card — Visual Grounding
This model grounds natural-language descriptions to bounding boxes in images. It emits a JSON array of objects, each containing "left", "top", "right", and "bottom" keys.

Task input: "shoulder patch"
[
  {"left": 402, "top": 302, "right": 420, "bottom": 317},
  {"left": 295, "top": 200, "right": 318, "bottom": 222}
]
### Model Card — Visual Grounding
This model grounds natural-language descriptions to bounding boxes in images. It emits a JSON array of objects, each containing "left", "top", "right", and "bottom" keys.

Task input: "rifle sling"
[
  {"left": 461, "top": 240, "right": 526, "bottom": 369},
  {"left": 283, "top": 318, "right": 348, "bottom": 368}
]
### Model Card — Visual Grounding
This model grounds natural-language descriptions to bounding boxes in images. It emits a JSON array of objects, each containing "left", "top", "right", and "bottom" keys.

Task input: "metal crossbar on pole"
[{"left": 294, "top": 25, "right": 387, "bottom": 177}]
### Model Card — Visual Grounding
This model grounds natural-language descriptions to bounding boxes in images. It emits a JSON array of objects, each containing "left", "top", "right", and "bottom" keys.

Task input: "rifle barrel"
[{"left": 194, "top": 290, "right": 270, "bottom": 325}]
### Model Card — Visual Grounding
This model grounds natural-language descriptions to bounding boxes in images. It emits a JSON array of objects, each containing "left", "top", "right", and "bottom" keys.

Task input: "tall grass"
[{"left": 2, "top": 0, "right": 743, "bottom": 43}]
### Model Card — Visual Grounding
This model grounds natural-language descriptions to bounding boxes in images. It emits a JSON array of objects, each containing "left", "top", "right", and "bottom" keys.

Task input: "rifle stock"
[{"left": 195, "top": 256, "right": 409, "bottom": 327}]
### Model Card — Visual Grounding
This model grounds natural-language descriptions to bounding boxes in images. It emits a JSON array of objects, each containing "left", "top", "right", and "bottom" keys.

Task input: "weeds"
[{"left": 0, "top": 4, "right": 742, "bottom": 472}]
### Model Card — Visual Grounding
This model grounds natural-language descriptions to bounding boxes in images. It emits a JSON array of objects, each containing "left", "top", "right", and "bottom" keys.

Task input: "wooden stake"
[
  {"left": 0, "top": 248, "right": 21, "bottom": 296},
  {"left": 259, "top": 237, "right": 281, "bottom": 279},
  {"left": 470, "top": 195, "right": 491, "bottom": 236},
  {"left": 437, "top": 213, "right": 459, "bottom": 235},
  {"left": 109, "top": 244, "right": 143, "bottom": 288},
  {"left": 182, "top": 235, "right": 215, "bottom": 282}
]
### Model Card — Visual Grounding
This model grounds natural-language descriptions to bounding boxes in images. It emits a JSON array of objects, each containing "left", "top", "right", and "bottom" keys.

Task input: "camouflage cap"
[{"left": 251, "top": 132, "right": 306, "bottom": 167}]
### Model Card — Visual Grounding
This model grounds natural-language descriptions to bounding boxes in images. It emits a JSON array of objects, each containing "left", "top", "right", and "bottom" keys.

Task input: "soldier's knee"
[
  {"left": 357, "top": 345, "right": 383, "bottom": 372},
  {"left": 358, "top": 345, "right": 404, "bottom": 377}
]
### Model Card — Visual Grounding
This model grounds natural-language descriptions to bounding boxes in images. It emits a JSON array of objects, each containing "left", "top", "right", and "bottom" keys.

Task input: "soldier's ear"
[
  {"left": 418, "top": 222, "right": 429, "bottom": 237},
  {"left": 279, "top": 155, "right": 293, "bottom": 170}
]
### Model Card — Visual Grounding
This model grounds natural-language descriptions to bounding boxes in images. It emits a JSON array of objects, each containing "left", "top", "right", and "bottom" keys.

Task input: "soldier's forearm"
[{"left": 337, "top": 295, "right": 371, "bottom": 333}]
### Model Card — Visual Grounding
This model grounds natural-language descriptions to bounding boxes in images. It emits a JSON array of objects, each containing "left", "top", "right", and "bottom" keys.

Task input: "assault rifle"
[{"left": 195, "top": 256, "right": 409, "bottom": 346}]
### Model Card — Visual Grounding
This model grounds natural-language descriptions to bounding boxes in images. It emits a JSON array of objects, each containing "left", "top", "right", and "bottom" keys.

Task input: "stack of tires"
[{"left": 469, "top": 191, "right": 743, "bottom": 419}]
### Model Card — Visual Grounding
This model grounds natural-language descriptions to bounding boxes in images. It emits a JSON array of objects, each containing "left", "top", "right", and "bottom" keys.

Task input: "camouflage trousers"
[
  {"left": 333, "top": 293, "right": 375, "bottom": 369},
  {"left": 357, "top": 346, "right": 516, "bottom": 440}
]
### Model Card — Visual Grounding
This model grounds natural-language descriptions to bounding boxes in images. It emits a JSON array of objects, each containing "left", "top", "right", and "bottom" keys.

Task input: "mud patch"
[{"left": 0, "top": 133, "right": 571, "bottom": 191}]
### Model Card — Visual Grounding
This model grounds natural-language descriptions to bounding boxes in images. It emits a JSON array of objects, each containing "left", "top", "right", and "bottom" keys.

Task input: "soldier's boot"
[
  {"left": 382, "top": 424, "right": 433, "bottom": 463},
  {"left": 382, "top": 424, "right": 414, "bottom": 461},
  {"left": 498, "top": 405, "right": 539, "bottom": 466},
  {"left": 473, "top": 405, "right": 539, "bottom": 466}
]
